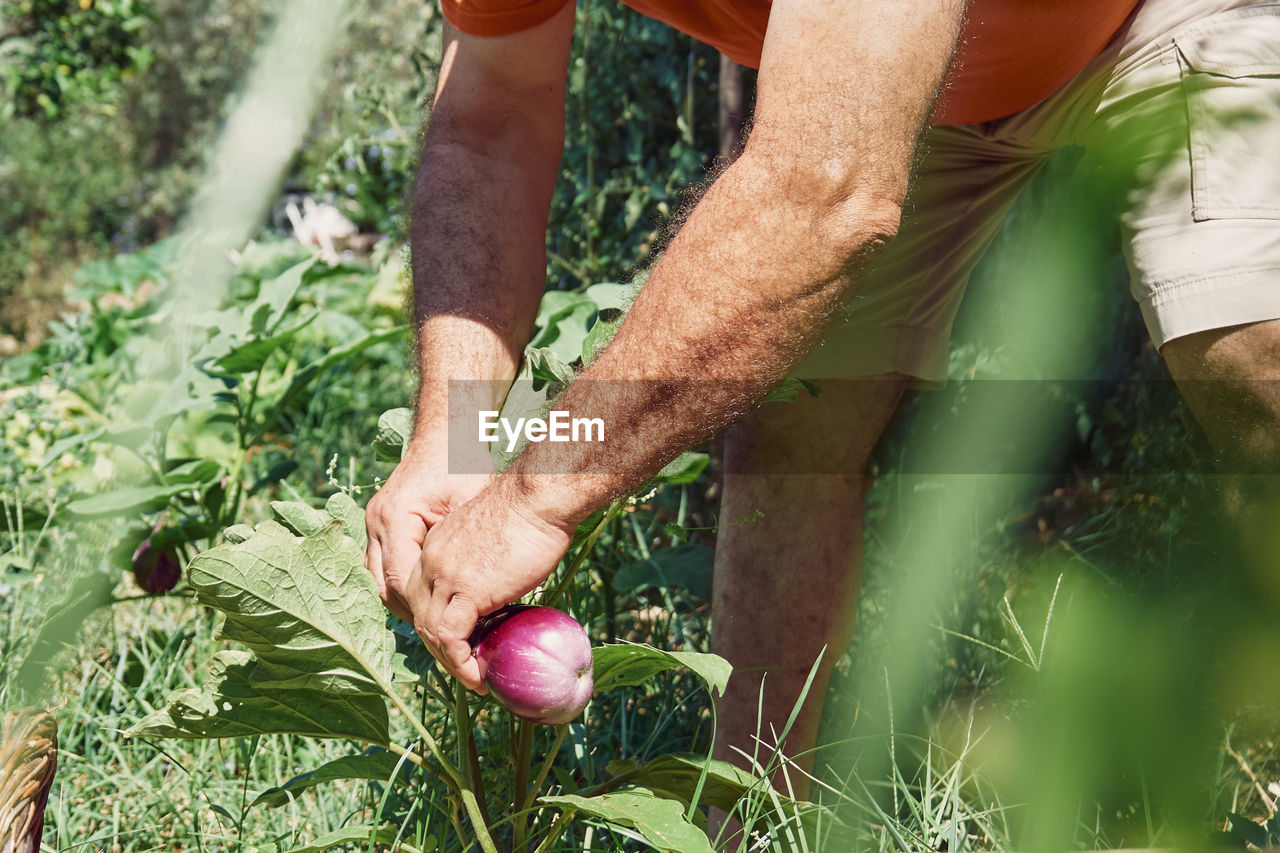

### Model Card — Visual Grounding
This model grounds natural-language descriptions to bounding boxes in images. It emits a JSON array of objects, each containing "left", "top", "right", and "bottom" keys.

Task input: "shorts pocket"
[{"left": 1174, "top": 6, "right": 1280, "bottom": 221}]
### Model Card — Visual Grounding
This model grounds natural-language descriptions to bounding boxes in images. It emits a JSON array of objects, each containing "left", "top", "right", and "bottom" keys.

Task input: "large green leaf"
[
  {"left": 131, "top": 650, "right": 389, "bottom": 742},
  {"left": 253, "top": 748, "right": 410, "bottom": 808},
  {"left": 530, "top": 293, "right": 596, "bottom": 365},
  {"left": 542, "top": 789, "right": 715, "bottom": 853},
  {"left": 584, "top": 281, "right": 635, "bottom": 311},
  {"left": 253, "top": 255, "right": 318, "bottom": 335},
  {"left": 598, "top": 753, "right": 768, "bottom": 812},
  {"left": 129, "top": 511, "right": 395, "bottom": 743},
  {"left": 270, "top": 500, "right": 330, "bottom": 536},
  {"left": 325, "top": 492, "right": 366, "bottom": 548},
  {"left": 67, "top": 482, "right": 197, "bottom": 517},
  {"left": 581, "top": 308, "right": 624, "bottom": 364},
  {"left": 593, "top": 643, "right": 730, "bottom": 697},
  {"left": 534, "top": 290, "right": 594, "bottom": 328},
  {"left": 654, "top": 451, "right": 709, "bottom": 486}
]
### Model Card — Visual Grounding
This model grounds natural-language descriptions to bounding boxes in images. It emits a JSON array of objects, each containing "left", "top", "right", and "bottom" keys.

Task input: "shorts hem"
[{"left": 1141, "top": 265, "right": 1280, "bottom": 345}]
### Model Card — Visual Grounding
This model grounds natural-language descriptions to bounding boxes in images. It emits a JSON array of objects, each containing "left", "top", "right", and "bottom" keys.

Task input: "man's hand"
[
  {"left": 363, "top": 445, "right": 493, "bottom": 622},
  {"left": 403, "top": 479, "right": 575, "bottom": 689}
]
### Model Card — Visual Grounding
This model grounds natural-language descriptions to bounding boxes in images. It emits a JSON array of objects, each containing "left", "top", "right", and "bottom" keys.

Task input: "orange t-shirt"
[{"left": 438, "top": 0, "right": 1142, "bottom": 126}]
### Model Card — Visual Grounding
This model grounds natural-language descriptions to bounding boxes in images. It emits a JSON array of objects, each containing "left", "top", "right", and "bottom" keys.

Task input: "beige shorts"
[{"left": 798, "top": 0, "right": 1280, "bottom": 382}]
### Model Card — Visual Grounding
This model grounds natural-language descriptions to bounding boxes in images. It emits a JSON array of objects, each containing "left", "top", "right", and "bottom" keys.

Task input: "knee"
[{"left": 1163, "top": 321, "right": 1280, "bottom": 469}]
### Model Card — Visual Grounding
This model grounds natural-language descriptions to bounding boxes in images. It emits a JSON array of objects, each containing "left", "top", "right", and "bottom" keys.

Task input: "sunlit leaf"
[
  {"left": 654, "top": 451, "right": 708, "bottom": 485},
  {"left": 212, "top": 309, "right": 319, "bottom": 374},
  {"left": 253, "top": 255, "right": 318, "bottom": 334},
  {"left": 541, "top": 789, "right": 715, "bottom": 853},
  {"left": 584, "top": 281, "right": 635, "bottom": 312},
  {"left": 530, "top": 294, "right": 596, "bottom": 365},
  {"left": 271, "top": 500, "right": 329, "bottom": 536},
  {"left": 129, "top": 649, "right": 388, "bottom": 742},
  {"left": 325, "top": 491, "right": 366, "bottom": 548},
  {"left": 593, "top": 643, "right": 730, "bottom": 697},
  {"left": 581, "top": 308, "right": 624, "bottom": 364}
]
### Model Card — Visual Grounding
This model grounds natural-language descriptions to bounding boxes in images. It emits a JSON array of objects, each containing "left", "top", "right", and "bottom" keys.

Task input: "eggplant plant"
[
  {"left": 127, "top": 489, "right": 838, "bottom": 852},
  {"left": 124, "top": 281, "right": 846, "bottom": 851}
]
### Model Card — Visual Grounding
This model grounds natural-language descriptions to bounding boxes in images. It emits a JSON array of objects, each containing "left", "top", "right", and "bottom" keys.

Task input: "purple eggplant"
[
  {"left": 472, "top": 605, "right": 593, "bottom": 725},
  {"left": 131, "top": 538, "right": 181, "bottom": 594}
]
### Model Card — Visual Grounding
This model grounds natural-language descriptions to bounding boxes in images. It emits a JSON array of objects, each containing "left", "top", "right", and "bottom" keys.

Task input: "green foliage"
[
  {"left": 0, "top": 0, "right": 269, "bottom": 338},
  {"left": 7, "top": 4, "right": 1280, "bottom": 850},
  {"left": 593, "top": 643, "right": 729, "bottom": 696},
  {"left": 0, "top": 0, "right": 152, "bottom": 120},
  {"left": 291, "top": 0, "right": 441, "bottom": 233},
  {"left": 17, "top": 270, "right": 817, "bottom": 852},
  {"left": 547, "top": 2, "right": 725, "bottom": 288},
  {"left": 0, "top": 239, "right": 409, "bottom": 661}
]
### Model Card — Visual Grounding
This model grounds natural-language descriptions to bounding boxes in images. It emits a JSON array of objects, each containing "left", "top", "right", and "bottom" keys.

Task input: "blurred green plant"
[{"left": 0, "top": 0, "right": 152, "bottom": 120}]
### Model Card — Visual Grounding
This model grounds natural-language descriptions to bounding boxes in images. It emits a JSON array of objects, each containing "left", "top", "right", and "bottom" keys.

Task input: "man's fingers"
[
  {"left": 427, "top": 592, "right": 486, "bottom": 693},
  {"left": 364, "top": 536, "right": 415, "bottom": 621},
  {"left": 363, "top": 538, "right": 388, "bottom": 598},
  {"left": 449, "top": 651, "right": 485, "bottom": 693},
  {"left": 378, "top": 515, "right": 430, "bottom": 619}
]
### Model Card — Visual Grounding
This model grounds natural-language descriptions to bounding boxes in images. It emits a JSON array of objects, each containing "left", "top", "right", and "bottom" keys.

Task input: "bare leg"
[
  {"left": 711, "top": 376, "right": 908, "bottom": 800},
  {"left": 1161, "top": 318, "right": 1280, "bottom": 595}
]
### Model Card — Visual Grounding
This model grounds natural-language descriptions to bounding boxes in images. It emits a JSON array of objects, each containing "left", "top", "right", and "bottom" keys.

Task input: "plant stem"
[
  {"left": 384, "top": 741, "right": 453, "bottom": 789},
  {"left": 461, "top": 788, "right": 499, "bottom": 853},
  {"left": 460, "top": 684, "right": 490, "bottom": 826},
  {"left": 455, "top": 681, "right": 498, "bottom": 853},
  {"left": 512, "top": 719, "right": 535, "bottom": 851},
  {"left": 542, "top": 499, "right": 624, "bottom": 609},
  {"left": 224, "top": 363, "right": 266, "bottom": 527}
]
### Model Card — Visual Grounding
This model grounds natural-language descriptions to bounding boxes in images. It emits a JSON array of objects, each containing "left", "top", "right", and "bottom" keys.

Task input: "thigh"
[
  {"left": 796, "top": 124, "right": 1049, "bottom": 385},
  {"left": 1092, "top": 5, "right": 1280, "bottom": 350}
]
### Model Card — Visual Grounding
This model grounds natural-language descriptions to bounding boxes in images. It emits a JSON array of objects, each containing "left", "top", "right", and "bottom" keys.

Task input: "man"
[{"left": 364, "top": 0, "right": 1280, "bottom": 789}]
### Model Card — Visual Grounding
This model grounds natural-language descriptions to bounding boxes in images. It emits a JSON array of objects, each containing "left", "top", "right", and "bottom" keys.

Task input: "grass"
[{"left": 34, "top": 598, "right": 358, "bottom": 850}]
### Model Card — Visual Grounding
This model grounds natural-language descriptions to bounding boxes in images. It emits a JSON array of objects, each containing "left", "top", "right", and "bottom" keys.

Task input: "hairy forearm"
[
  {"left": 502, "top": 153, "right": 903, "bottom": 526},
  {"left": 409, "top": 130, "right": 558, "bottom": 450}
]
